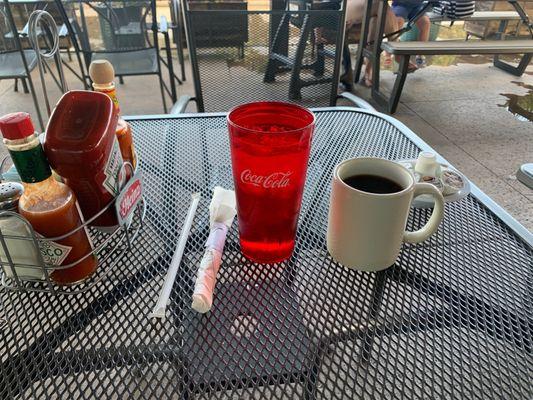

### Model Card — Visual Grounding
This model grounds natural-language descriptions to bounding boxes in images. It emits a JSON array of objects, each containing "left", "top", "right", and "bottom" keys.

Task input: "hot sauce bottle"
[
  {"left": 89, "top": 59, "right": 137, "bottom": 169},
  {"left": 45, "top": 91, "right": 123, "bottom": 230},
  {"left": 0, "top": 112, "right": 97, "bottom": 285}
]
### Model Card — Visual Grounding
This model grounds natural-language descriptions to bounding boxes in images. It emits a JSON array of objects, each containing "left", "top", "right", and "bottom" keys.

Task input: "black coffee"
[{"left": 343, "top": 174, "right": 403, "bottom": 194}]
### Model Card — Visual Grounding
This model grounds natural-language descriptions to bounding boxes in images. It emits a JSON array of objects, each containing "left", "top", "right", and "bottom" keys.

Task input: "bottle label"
[
  {"left": 9, "top": 146, "right": 52, "bottom": 183},
  {"left": 99, "top": 87, "right": 120, "bottom": 112},
  {"left": 37, "top": 236, "right": 72, "bottom": 266},
  {"left": 102, "top": 140, "right": 124, "bottom": 196},
  {"left": 115, "top": 170, "right": 143, "bottom": 226}
]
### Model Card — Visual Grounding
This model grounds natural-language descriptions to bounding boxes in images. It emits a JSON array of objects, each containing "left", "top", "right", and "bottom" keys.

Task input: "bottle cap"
[
  {"left": 89, "top": 59, "right": 115, "bottom": 84},
  {"left": 0, "top": 113, "right": 35, "bottom": 140},
  {"left": 0, "top": 182, "right": 24, "bottom": 212}
]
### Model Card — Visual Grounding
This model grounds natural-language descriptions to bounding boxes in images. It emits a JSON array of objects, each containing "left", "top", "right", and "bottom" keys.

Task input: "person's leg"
[
  {"left": 415, "top": 14, "right": 430, "bottom": 42},
  {"left": 362, "top": 6, "right": 399, "bottom": 86},
  {"left": 389, "top": 5, "right": 418, "bottom": 72},
  {"left": 414, "top": 14, "right": 430, "bottom": 67}
]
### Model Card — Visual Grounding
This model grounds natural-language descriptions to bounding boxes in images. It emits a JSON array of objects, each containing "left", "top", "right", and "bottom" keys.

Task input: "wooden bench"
[{"left": 374, "top": 39, "right": 532, "bottom": 113}]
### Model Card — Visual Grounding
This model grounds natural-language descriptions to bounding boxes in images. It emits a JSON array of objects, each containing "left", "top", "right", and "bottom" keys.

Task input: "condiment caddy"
[
  {"left": 0, "top": 169, "right": 145, "bottom": 294},
  {"left": 0, "top": 85, "right": 144, "bottom": 295}
]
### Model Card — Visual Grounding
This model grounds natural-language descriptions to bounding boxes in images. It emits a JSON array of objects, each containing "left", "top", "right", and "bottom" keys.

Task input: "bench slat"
[
  {"left": 382, "top": 40, "right": 533, "bottom": 55},
  {"left": 428, "top": 11, "right": 522, "bottom": 22}
]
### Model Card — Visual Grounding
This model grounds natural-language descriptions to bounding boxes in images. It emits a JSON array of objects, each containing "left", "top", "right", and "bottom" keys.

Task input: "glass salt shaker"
[{"left": 0, "top": 182, "right": 43, "bottom": 281}]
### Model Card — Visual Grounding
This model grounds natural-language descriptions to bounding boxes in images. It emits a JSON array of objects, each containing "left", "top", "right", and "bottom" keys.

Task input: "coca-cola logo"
[{"left": 240, "top": 169, "right": 292, "bottom": 189}]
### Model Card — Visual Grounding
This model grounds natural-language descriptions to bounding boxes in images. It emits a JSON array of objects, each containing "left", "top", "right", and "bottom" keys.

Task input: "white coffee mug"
[{"left": 327, "top": 157, "right": 445, "bottom": 271}]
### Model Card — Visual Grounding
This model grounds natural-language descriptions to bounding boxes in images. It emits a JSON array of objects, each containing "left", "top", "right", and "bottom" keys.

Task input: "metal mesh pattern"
[
  {"left": 184, "top": 5, "right": 345, "bottom": 111},
  {"left": 0, "top": 109, "right": 531, "bottom": 399}
]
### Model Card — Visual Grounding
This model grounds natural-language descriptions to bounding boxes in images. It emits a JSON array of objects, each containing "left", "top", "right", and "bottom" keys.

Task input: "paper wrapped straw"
[
  {"left": 150, "top": 193, "right": 200, "bottom": 319},
  {"left": 192, "top": 187, "right": 236, "bottom": 313}
]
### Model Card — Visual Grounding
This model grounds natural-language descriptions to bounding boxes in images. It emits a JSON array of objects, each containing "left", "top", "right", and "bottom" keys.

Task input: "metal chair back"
[
  {"left": 0, "top": 5, "right": 15, "bottom": 52},
  {"left": 56, "top": 0, "right": 174, "bottom": 112},
  {"left": 180, "top": 0, "right": 347, "bottom": 112}
]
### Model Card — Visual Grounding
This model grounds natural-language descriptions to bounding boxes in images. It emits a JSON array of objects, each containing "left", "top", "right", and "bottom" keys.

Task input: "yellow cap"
[{"left": 89, "top": 59, "right": 115, "bottom": 84}]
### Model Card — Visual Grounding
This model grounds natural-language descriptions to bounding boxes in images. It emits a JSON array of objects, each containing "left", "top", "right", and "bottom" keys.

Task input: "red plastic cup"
[{"left": 228, "top": 101, "right": 315, "bottom": 263}]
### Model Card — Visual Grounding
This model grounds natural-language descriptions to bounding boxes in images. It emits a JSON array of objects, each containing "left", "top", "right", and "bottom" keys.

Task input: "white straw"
[{"left": 150, "top": 193, "right": 200, "bottom": 319}]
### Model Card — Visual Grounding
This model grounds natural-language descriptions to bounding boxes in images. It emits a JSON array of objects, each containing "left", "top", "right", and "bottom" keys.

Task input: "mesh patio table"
[{"left": 0, "top": 108, "right": 531, "bottom": 399}]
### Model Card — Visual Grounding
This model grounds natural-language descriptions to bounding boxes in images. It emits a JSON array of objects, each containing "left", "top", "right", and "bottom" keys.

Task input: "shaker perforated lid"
[{"left": 0, "top": 181, "right": 24, "bottom": 211}]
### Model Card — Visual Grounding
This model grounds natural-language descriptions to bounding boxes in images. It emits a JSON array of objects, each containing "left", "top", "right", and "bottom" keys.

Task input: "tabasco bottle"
[
  {"left": 89, "top": 59, "right": 137, "bottom": 169},
  {"left": 0, "top": 112, "right": 98, "bottom": 285}
]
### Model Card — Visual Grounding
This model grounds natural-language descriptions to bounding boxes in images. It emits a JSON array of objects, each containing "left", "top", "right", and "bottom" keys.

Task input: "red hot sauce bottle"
[{"left": 44, "top": 91, "right": 124, "bottom": 231}]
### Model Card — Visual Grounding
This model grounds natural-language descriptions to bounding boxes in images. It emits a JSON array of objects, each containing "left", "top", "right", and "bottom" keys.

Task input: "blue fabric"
[{"left": 391, "top": 1, "right": 424, "bottom": 20}]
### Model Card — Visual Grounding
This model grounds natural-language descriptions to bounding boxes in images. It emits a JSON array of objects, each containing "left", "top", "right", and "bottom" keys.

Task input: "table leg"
[{"left": 493, "top": 1, "right": 533, "bottom": 77}]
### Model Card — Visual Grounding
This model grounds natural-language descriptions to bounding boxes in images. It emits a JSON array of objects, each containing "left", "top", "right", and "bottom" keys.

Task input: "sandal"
[
  {"left": 394, "top": 62, "right": 418, "bottom": 75},
  {"left": 383, "top": 53, "right": 393, "bottom": 68},
  {"left": 359, "top": 76, "right": 372, "bottom": 88}
]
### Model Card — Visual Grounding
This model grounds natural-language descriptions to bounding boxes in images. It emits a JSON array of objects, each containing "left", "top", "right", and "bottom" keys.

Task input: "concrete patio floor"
[{"left": 0, "top": 51, "right": 531, "bottom": 231}]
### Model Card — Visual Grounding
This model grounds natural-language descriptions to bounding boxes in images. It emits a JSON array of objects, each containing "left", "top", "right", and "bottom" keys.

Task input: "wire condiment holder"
[{"left": 0, "top": 162, "right": 145, "bottom": 295}]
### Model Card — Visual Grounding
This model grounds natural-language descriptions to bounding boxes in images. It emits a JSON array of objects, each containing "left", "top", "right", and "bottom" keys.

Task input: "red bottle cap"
[{"left": 0, "top": 112, "right": 35, "bottom": 140}]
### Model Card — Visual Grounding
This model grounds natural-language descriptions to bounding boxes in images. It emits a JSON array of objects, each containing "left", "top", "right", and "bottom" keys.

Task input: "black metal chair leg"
[
  {"left": 163, "top": 31, "right": 178, "bottom": 102},
  {"left": 370, "top": 0, "right": 387, "bottom": 95},
  {"left": 264, "top": 13, "right": 290, "bottom": 83},
  {"left": 14, "top": 78, "right": 19, "bottom": 92},
  {"left": 175, "top": 28, "right": 186, "bottom": 82},
  {"left": 289, "top": 15, "right": 311, "bottom": 100},
  {"left": 21, "top": 78, "right": 29, "bottom": 94},
  {"left": 158, "top": 73, "right": 168, "bottom": 113},
  {"left": 372, "top": 54, "right": 409, "bottom": 113},
  {"left": 313, "top": 43, "right": 325, "bottom": 77},
  {"left": 353, "top": 0, "right": 373, "bottom": 84},
  {"left": 119, "top": 76, "right": 124, "bottom": 84}
]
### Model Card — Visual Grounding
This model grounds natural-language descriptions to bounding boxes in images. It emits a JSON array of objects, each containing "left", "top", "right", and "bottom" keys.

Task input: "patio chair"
[
  {"left": 173, "top": 0, "right": 347, "bottom": 112},
  {"left": 10, "top": 0, "right": 86, "bottom": 88},
  {"left": 0, "top": 8, "right": 70, "bottom": 183},
  {"left": 55, "top": 0, "right": 178, "bottom": 112},
  {"left": 264, "top": 0, "right": 345, "bottom": 101},
  {"left": 0, "top": 1, "right": 43, "bottom": 129}
]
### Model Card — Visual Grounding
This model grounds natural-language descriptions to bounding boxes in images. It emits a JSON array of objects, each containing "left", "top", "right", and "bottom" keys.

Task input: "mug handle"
[{"left": 403, "top": 183, "right": 445, "bottom": 244}]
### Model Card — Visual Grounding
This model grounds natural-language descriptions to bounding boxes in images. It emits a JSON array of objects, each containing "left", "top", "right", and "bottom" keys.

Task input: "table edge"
[{"left": 124, "top": 107, "right": 533, "bottom": 247}]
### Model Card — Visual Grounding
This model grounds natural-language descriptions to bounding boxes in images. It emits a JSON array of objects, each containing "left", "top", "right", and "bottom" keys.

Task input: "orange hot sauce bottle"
[
  {"left": 89, "top": 59, "right": 137, "bottom": 169},
  {"left": 0, "top": 113, "right": 97, "bottom": 285}
]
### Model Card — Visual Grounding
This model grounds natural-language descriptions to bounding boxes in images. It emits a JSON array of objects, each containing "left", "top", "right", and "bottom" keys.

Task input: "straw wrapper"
[{"left": 192, "top": 187, "right": 236, "bottom": 313}]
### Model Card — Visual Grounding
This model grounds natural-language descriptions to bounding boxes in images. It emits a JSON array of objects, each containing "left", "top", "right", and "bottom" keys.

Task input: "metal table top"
[{"left": 1, "top": 108, "right": 531, "bottom": 399}]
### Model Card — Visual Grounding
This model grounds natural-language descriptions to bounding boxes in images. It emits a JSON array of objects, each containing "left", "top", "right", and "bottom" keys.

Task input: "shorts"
[{"left": 391, "top": 1, "right": 424, "bottom": 20}]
